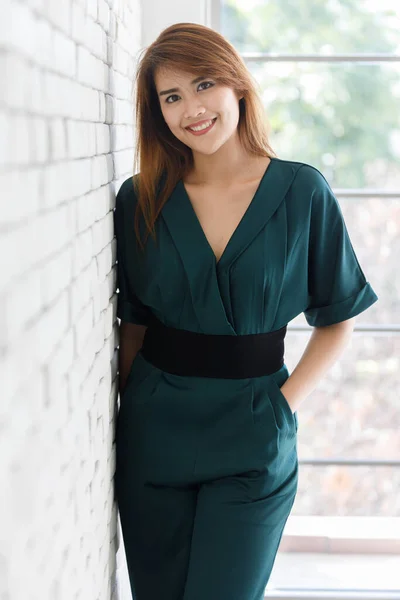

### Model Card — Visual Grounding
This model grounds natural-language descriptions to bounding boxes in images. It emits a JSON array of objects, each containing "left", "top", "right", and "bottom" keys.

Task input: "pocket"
[
  {"left": 269, "top": 377, "right": 297, "bottom": 431},
  {"left": 120, "top": 354, "right": 140, "bottom": 403}
]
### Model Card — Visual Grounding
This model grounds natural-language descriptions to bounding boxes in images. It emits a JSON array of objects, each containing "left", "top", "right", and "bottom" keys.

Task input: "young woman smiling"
[{"left": 114, "top": 22, "right": 378, "bottom": 600}]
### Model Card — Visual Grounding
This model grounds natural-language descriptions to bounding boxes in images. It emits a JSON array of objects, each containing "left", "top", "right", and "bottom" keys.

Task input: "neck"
[{"left": 186, "top": 132, "right": 260, "bottom": 186}]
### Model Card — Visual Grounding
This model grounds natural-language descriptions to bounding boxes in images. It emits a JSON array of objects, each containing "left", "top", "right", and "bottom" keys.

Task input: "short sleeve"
[
  {"left": 114, "top": 180, "right": 152, "bottom": 326},
  {"left": 303, "top": 168, "right": 378, "bottom": 327}
]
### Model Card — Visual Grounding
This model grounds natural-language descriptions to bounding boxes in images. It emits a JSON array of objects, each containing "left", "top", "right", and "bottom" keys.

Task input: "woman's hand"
[
  {"left": 118, "top": 321, "right": 147, "bottom": 395},
  {"left": 279, "top": 384, "right": 298, "bottom": 414},
  {"left": 278, "top": 318, "right": 356, "bottom": 414}
]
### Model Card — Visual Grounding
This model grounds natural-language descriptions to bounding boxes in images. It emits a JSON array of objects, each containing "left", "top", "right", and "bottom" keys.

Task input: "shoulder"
[
  {"left": 115, "top": 174, "right": 140, "bottom": 211},
  {"left": 274, "top": 157, "right": 333, "bottom": 195},
  {"left": 274, "top": 158, "right": 338, "bottom": 220},
  {"left": 114, "top": 176, "right": 140, "bottom": 239}
]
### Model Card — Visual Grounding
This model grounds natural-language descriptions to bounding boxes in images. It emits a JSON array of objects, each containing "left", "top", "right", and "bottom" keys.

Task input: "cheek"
[
  {"left": 162, "top": 110, "right": 180, "bottom": 131},
  {"left": 217, "top": 96, "right": 238, "bottom": 118}
]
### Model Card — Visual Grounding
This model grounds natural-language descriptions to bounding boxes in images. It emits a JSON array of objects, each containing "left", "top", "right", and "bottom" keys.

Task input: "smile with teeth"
[{"left": 186, "top": 118, "right": 217, "bottom": 132}]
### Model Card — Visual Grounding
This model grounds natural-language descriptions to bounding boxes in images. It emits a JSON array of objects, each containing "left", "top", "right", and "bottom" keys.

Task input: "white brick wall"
[{"left": 0, "top": 1, "right": 141, "bottom": 598}]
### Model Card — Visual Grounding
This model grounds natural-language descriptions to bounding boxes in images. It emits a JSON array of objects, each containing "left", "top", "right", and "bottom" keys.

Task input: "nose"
[{"left": 183, "top": 97, "right": 206, "bottom": 120}]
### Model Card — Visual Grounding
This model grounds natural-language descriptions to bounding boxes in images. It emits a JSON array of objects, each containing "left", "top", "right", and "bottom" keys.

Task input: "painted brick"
[
  {"left": 9, "top": 113, "right": 31, "bottom": 165},
  {"left": 113, "top": 147, "right": 134, "bottom": 179},
  {"left": 0, "top": 168, "right": 41, "bottom": 224},
  {"left": 53, "top": 29, "right": 76, "bottom": 78},
  {"left": 49, "top": 118, "right": 67, "bottom": 161},
  {"left": 92, "top": 211, "right": 114, "bottom": 254},
  {"left": 114, "top": 97, "right": 134, "bottom": 124},
  {"left": 1, "top": 1, "right": 140, "bottom": 597},
  {"left": 91, "top": 153, "right": 113, "bottom": 188},
  {"left": 98, "top": 0, "right": 111, "bottom": 33},
  {"left": 71, "top": 0, "right": 87, "bottom": 44},
  {"left": 87, "top": 17, "right": 108, "bottom": 62},
  {"left": 77, "top": 44, "right": 104, "bottom": 90},
  {"left": 30, "top": 116, "right": 50, "bottom": 163},
  {"left": 96, "top": 123, "right": 111, "bottom": 154},
  {"left": 34, "top": 16, "right": 54, "bottom": 70},
  {"left": 5, "top": 1, "right": 36, "bottom": 59},
  {"left": 68, "top": 158, "right": 93, "bottom": 198},
  {"left": 112, "top": 43, "right": 130, "bottom": 76},
  {"left": 96, "top": 242, "right": 113, "bottom": 281},
  {"left": 45, "top": 0, "right": 71, "bottom": 36},
  {"left": 111, "top": 123, "right": 133, "bottom": 151},
  {"left": 87, "top": 0, "right": 98, "bottom": 21},
  {"left": 0, "top": 53, "right": 29, "bottom": 111},
  {"left": 41, "top": 246, "right": 73, "bottom": 307},
  {"left": 74, "top": 301, "right": 94, "bottom": 356}
]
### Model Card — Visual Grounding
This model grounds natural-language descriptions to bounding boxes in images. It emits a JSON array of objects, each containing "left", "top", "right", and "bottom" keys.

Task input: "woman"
[{"left": 114, "top": 22, "right": 378, "bottom": 600}]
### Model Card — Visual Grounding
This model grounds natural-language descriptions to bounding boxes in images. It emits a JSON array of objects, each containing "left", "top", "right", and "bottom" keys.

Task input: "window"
[{"left": 214, "top": 1, "right": 400, "bottom": 596}]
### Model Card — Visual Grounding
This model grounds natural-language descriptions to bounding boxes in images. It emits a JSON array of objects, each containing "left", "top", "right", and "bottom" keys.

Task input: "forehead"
[{"left": 154, "top": 67, "right": 203, "bottom": 89}]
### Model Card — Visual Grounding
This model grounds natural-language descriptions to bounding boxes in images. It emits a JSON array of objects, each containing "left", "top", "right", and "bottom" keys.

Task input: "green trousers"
[{"left": 115, "top": 355, "right": 298, "bottom": 600}]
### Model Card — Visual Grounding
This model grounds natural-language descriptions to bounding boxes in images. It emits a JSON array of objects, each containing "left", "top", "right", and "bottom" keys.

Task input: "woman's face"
[{"left": 154, "top": 67, "right": 243, "bottom": 156}]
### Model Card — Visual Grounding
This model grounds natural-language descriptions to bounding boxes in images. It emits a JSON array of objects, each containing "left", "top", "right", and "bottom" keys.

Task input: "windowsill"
[
  {"left": 280, "top": 516, "right": 400, "bottom": 554},
  {"left": 266, "top": 552, "right": 400, "bottom": 597}
]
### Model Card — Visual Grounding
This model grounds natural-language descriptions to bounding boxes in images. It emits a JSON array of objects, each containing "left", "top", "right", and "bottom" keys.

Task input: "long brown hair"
[{"left": 132, "top": 22, "right": 276, "bottom": 251}]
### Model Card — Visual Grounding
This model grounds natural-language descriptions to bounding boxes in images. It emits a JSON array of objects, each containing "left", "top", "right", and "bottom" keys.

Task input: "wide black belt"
[{"left": 140, "top": 315, "right": 287, "bottom": 379}]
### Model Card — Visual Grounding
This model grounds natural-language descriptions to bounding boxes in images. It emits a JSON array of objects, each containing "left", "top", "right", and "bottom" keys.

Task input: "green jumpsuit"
[{"left": 114, "top": 157, "right": 378, "bottom": 600}]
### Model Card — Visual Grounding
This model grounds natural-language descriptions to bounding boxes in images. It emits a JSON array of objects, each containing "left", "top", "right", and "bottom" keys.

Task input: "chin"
[
  {"left": 199, "top": 146, "right": 222, "bottom": 156},
  {"left": 189, "top": 143, "right": 220, "bottom": 155}
]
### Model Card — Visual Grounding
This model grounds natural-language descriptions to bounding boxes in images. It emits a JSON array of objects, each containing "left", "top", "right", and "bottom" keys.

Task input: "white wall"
[
  {"left": 0, "top": 0, "right": 142, "bottom": 598},
  {"left": 141, "top": 0, "right": 212, "bottom": 48}
]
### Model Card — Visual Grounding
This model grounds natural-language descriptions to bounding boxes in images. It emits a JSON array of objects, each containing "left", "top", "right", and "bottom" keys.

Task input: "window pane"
[
  {"left": 243, "top": 61, "right": 400, "bottom": 189},
  {"left": 221, "top": 0, "right": 400, "bottom": 54},
  {"left": 283, "top": 331, "right": 400, "bottom": 515},
  {"left": 339, "top": 197, "right": 399, "bottom": 325},
  {"left": 269, "top": 548, "right": 399, "bottom": 592},
  {"left": 294, "top": 464, "right": 400, "bottom": 516}
]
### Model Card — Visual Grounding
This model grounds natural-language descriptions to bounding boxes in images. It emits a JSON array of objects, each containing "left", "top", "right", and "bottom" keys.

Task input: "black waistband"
[{"left": 140, "top": 315, "right": 287, "bottom": 379}]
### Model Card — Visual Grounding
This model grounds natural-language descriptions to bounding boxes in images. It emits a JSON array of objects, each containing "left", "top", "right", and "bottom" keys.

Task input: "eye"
[
  {"left": 164, "top": 81, "right": 215, "bottom": 104},
  {"left": 165, "top": 94, "right": 179, "bottom": 104},
  {"left": 198, "top": 81, "right": 215, "bottom": 91}
]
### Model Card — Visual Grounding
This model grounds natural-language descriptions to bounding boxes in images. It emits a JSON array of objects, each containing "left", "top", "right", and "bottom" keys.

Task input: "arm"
[
  {"left": 284, "top": 167, "right": 378, "bottom": 412},
  {"left": 118, "top": 321, "right": 147, "bottom": 396},
  {"left": 281, "top": 317, "right": 356, "bottom": 413},
  {"left": 114, "top": 180, "right": 153, "bottom": 397}
]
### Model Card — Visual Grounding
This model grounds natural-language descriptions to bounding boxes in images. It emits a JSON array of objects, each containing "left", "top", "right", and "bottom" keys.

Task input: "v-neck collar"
[
  {"left": 160, "top": 157, "right": 299, "bottom": 333},
  {"left": 178, "top": 157, "right": 277, "bottom": 268},
  {"left": 161, "top": 156, "right": 299, "bottom": 272}
]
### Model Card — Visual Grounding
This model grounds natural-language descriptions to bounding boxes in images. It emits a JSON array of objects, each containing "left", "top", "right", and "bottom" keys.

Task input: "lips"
[
  {"left": 185, "top": 117, "right": 217, "bottom": 131},
  {"left": 185, "top": 118, "right": 218, "bottom": 137}
]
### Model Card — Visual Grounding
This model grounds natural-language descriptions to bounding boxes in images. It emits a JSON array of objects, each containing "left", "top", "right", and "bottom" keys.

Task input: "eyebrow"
[{"left": 158, "top": 76, "right": 209, "bottom": 97}]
